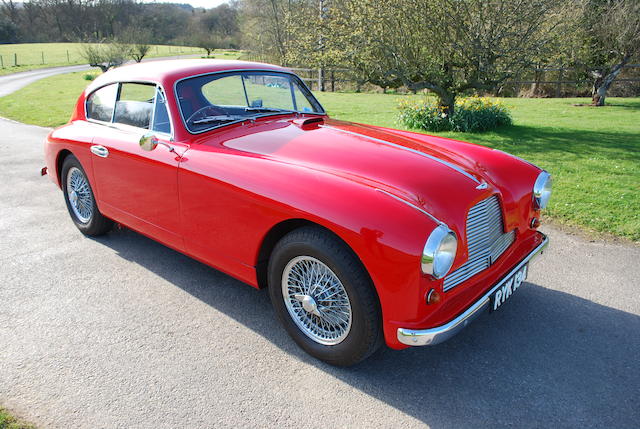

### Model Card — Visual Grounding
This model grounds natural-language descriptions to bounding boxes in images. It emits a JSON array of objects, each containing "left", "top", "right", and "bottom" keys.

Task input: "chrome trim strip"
[
  {"left": 322, "top": 126, "right": 481, "bottom": 184},
  {"left": 375, "top": 188, "right": 444, "bottom": 226},
  {"left": 397, "top": 233, "right": 549, "bottom": 346}
]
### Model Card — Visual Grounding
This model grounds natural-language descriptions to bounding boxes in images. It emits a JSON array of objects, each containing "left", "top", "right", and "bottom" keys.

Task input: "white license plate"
[{"left": 490, "top": 264, "right": 528, "bottom": 311}]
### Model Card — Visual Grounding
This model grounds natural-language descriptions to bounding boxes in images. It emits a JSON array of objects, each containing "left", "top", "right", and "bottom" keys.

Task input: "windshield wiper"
[
  {"left": 192, "top": 115, "right": 243, "bottom": 125},
  {"left": 244, "top": 107, "right": 294, "bottom": 113}
]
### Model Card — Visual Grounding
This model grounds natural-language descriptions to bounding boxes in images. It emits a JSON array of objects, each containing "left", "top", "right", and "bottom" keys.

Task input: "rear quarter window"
[{"left": 86, "top": 84, "right": 118, "bottom": 122}]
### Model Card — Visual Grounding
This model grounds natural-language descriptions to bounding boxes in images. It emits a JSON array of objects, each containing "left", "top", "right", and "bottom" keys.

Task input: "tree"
[
  {"left": 120, "top": 26, "right": 152, "bottom": 62},
  {"left": 80, "top": 41, "right": 131, "bottom": 72},
  {"left": 193, "top": 33, "right": 222, "bottom": 56},
  {"left": 575, "top": 0, "right": 640, "bottom": 106},
  {"left": 130, "top": 42, "right": 150, "bottom": 63},
  {"left": 241, "top": 0, "right": 302, "bottom": 65},
  {"left": 188, "top": 2, "right": 241, "bottom": 56},
  {"left": 328, "top": 0, "right": 562, "bottom": 115},
  {"left": 0, "top": 14, "right": 18, "bottom": 43}
]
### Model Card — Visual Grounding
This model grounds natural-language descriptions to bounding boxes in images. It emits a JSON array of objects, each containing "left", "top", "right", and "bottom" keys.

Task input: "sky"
[{"left": 140, "top": 0, "right": 230, "bottom": 8}]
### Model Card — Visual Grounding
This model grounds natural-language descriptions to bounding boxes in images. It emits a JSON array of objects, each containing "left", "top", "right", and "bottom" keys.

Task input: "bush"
[
  {"left": 82, "top": 72, "right": 98, "bottom": 81},
  {"left": 398, "top": 96, "right": 512, "bottom": 132}
]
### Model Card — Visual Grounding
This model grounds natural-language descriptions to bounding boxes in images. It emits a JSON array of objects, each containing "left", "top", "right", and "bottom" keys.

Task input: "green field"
[
  {"left": 0, "top": 71, "right": 638, "bottom": 241},
  {"left": 0, "top": 43, "right": 241, "bottom": 75}
]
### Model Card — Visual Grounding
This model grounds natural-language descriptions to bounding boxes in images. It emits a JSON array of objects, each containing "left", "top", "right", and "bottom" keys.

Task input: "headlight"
[
  {"left": 421, "top": 225, "right": 458, "bottom": 279},
  {"left": 533, "top": 171, "right": 552, "bottom": 209}
]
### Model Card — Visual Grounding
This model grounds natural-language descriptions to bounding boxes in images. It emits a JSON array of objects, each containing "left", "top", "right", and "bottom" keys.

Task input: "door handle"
[{"left": 90, "top": 145, "right": 109, "bottom": 158}]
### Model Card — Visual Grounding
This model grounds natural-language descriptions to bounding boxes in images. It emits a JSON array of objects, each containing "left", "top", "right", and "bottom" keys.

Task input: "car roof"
[{"left": 86, "top": 59, "right": 291, "bottom": 92}]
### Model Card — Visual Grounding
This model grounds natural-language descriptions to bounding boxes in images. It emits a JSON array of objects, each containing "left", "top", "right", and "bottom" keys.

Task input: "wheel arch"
[
  {"left": 55, "top": 149, "right": 74, "bottom": 187},
  {"left": 255, "top": 218, "right": 376, "bottom": 295}
]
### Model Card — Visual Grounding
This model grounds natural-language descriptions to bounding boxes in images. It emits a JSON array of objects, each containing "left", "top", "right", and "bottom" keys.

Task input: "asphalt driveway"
[{"left": 0, "top": 90, "right": 638, "bottom": 427}]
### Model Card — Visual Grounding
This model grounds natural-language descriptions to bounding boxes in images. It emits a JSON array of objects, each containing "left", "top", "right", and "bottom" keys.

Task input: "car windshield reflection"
[{"left": 176, "top": 71, "right": 325, "bottom": 133}]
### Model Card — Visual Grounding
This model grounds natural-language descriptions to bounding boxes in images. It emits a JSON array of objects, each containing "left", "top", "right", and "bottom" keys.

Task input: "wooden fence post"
[
  {"left": 41, "top": 51, "right": 45, "bottom": 65},
  {"left": 67, "top": 50, "right": 70, "bottom": 63},
  {"left": 14, "top": 53, "right": 17, "bottom": 67},
  {"left": 556, "top": 69, "right": 564, "bottom": 98},
  {"left": 0, "top": 55, "right": 3, "bottom": 68}
]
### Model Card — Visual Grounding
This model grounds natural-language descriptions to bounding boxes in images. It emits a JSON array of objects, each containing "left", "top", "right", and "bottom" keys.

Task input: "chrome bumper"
[{"left": 397, "top": 233, "right": 549, "bottom": 346}]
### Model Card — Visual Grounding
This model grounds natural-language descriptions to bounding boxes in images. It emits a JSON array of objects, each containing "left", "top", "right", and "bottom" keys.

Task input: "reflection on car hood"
[{"left": 212, "top": 116, "right": 539, "bottom": 231}]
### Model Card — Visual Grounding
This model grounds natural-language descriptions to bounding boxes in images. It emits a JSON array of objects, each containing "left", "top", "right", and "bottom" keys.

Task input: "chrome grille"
[{"left": 443, "top": 195, "right": 515, "bottom": 291}]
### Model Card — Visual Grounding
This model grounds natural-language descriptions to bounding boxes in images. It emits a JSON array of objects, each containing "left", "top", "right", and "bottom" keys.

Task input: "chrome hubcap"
[
  {"left": 282, "top": 256, "right": 352, "bottom": 345},
  {"left": 66, "top": 167, "right": 93, "bottom": 224}
]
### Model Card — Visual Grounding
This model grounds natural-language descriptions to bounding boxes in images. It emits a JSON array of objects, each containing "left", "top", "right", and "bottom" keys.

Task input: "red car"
[{"left": 44, "top": 60, "right": 551, "bottom": 366}]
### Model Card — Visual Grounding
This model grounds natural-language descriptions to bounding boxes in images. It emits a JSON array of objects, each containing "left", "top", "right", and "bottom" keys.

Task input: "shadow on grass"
[
  {"left": 94, "top": 228, "right": 640, "bottom": 428},
  {"left": 443, "top": 125, "right": 640, "bottom": 161},
  {"left": 599, "top": 101, "right": 640, "bottom": 110}
]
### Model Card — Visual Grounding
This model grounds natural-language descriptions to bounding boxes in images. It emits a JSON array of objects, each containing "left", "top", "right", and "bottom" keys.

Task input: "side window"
[
  {"left": 113, "top": 83, "right": 155, "bottom": 129},
  {"left": 152, "top": 88, "right": 172, "bottom": 134},
  {"left": 86, "top": 84, "right": 118, "bottom": 122}
]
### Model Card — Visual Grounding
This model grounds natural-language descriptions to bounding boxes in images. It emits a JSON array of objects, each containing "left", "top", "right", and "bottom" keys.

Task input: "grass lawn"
[
  {"left": 0, "top": 407, "right": 35, "bottom": 429},
  {"left": 0, "top": 43, "right": 241, "bottom": 76},
  {"left": 0, "top": 71, "right": 638, "bottom": 241}
]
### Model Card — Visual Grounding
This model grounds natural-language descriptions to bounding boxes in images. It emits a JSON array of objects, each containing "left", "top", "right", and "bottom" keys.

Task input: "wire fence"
[
  {"left": 291, "top": 65, "right": 640, "bottom": 97},
  {"left": 0, "top": 45, "right": 203, "bottom": 68}
]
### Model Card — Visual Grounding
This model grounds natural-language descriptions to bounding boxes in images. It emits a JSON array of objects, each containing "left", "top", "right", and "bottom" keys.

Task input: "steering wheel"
[{"left": 186, "top": 105, "right": 226, "bottom": 125}]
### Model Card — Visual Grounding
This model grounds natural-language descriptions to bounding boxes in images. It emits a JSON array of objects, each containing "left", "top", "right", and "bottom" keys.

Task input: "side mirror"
[{"left": 140, "top": 133, "right": 158, "bottom": 151}]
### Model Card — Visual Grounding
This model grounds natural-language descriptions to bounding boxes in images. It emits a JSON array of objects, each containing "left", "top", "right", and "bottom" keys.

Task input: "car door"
[{"left": 88, "top": 82, "right": 187, "bottom": 251}]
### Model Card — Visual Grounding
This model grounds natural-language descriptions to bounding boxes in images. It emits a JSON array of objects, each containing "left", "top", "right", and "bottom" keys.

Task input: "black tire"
[
  {"left": 61, "top": 154, "right": 113, "bottom": 236},
  {"left": 268, "top": 226, "right": 383, "bottom": 366}
]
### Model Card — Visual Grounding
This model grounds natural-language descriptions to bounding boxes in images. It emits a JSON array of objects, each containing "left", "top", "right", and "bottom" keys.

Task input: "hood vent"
[{"left": 293, "top": 116, "right": 324, "bottom": 129}]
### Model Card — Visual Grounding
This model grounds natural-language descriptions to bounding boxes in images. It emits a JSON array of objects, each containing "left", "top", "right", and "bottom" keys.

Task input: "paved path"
[
  {"left": 0, "top": 65, "right": 93, "bottom": 97},
  {"left": 0, "top": 76, "right": 638, "bottom": 428}
]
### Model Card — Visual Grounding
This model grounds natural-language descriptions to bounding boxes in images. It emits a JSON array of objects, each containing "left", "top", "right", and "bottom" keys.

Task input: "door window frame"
[{"left": 85, "top": 80, "right": 174, "bottom": 140}]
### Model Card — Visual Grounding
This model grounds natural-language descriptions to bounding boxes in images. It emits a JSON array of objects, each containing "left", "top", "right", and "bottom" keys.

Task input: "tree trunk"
[
  {"left": 530, "top": 66, "right": 543, "bottom": 97},
  {"left": 591, "top": 55, "right": 631, "bottom": 106},
  {"left": 439, "top": 93, "right": 455, "bottom": 116}
]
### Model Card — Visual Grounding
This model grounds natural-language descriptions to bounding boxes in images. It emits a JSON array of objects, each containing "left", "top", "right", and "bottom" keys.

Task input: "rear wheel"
[
  {"left": 61, "top": 155, "right": 113, "bottom": 236},
  {"left": 268, "top": 226, "right": 382, "bottom": 366}
]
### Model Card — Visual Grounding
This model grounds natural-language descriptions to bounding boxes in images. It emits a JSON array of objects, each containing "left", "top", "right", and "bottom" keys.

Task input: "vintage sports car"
[{"left": 43, "top": 60, "right": 551, "bottom": 366}]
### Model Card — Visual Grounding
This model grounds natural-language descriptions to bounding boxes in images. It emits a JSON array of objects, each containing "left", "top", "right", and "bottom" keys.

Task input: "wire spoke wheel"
[
  {"left": 281, "top": 256, "right": 352, "bottom": 345},
  {"left": 66, "top": 166, "right": 94, "bottom": 224}
]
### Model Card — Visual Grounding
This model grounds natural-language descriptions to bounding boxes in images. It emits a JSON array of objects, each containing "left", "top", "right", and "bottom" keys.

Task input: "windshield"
[{"left": 176, "top": 71, "right": 325, "bottom": 133}]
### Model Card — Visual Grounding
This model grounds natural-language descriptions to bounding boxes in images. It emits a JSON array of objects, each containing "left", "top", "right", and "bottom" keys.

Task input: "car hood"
[{"left": 204, "top": 116, "right": 540, "bottom": 234}]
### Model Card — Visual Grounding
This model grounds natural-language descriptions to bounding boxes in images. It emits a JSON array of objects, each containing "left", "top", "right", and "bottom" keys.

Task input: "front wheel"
[
  {"left": 61, "top": 154, "right": 113, "bottom": 236},
  {"left": 268, "top": 226, "right": 382, "bottom": 366}
]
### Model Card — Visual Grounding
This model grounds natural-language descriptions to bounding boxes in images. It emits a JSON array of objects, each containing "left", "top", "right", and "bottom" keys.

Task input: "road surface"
[
  {"left": 0, "top": 68, "right": 638, "bottom": 428},
  {"left": 0, "top": 65, "right": 93, "bottom": 97}
]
